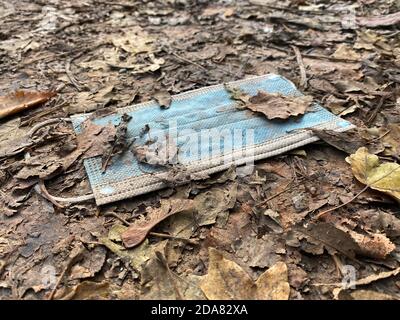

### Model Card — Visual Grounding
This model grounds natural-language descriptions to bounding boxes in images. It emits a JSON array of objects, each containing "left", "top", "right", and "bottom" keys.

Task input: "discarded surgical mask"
[{"left": 71, "top": 74, "right": 354, "bottom": 205}]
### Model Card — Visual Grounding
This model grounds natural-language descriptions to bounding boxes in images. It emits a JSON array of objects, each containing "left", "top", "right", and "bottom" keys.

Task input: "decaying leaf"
[
  {"left": 357, "top": 12, "right": 400, "bottom": 28},
  {"left": 0, "top": 117, "right": 32, "bottom": 158},
  {"left": 57, "top": 281, "right": 110, "bottom": 300},
  {"left": 235, "top": 234, "right": 284, "bottom": 268},
  {"left": 16, "top": 119, "right": 117, "bottom": 180},
  {"left": 199, "top": 248, "right": 290, "bottom": 300},
  {"left": 100, "top": 224, "right": 153, "bottom": 272},
  {"left": 340, "top": 290, "right": 398, "bottom": 300},
  {"left": 311, "top": 128, "right": 385, "bottom": 155},
  {"left": 102, "top": 113, "right": 132, "bottom": 171},
  {"left": 379, "top": 124, "right": 400, "bottom": 158},
  {"left": 153, "top": 90, "right": 172, "bottom": 109},
  {"left": 140, "top": 249, "right": 206, "bottom": 300},
  {"left": 133, "top": 137, "right": 178, "bottom": 166},
  {"left": 0, "top": 90, "right": 55, "bottom": 119},
  {"left": 194, "top": 183, "right": 237, "bottom": 226},
  {"left": 225, "top": 85, "right": 250, "bottom": 104},
  {"left": 69, "top": 246, "right": 107, "bottom": 280},
  {"left": 346, "top": 147, "right": 400, "bottom": 202},
  {"left": 292, "top": 222, "right": 360, "bottom": 259},
  {"left": 121, "top": 199, "right": 194, "bottom": 248},
  {"left": 294, "top": 222, "right": 394, "bottom": 260},
  {"left": 245, "top": 91, "right": 313, "bottom": 120},
  {"left": 332, "top": 267, "right": 400, "bottom": 298},
  {"left": 347, "top": 230, "right": 395, "bottom": 260},
  {"left": 164, "top": 210, "right": 195, "bottom": 266}
]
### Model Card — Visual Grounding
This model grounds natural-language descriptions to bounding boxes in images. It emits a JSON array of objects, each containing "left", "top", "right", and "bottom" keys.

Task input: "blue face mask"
[{"left": 71, "top": 74, "right": 353, "bottom": 205}]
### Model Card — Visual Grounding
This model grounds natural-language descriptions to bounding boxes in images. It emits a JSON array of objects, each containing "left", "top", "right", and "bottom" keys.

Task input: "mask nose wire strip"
[{"left": 25, "top": 118, "right": 95, "bottom": 204}]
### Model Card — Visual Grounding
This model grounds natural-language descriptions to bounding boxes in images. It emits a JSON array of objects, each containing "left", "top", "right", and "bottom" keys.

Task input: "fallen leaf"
[
  {"left": 69, "top": 246, "right": 107, "bottom": 280},
  {"left": 140, "top": 249, "right": 206, "bottom": 300},
  {"left": 194, "top": 183, "right": 237, "bottom": 226},
  {"left": 110, "top": 29, "right": 154, "bottom": 54},
  {"left": 133, "top": 137, "right": 178, "bottom": 166},
  {"left": 355, "top": 267, "right": 400, "bottom": 286},
  {"left": 225, "top": 85, "right": 250, "bottom": 104},
  {"left": 345, "top": 289, "right": 398, "bottom": 300},
  {"left": 235, "top": 234, "right": 284, "bottom": 268},
  {"left": 57, "top": 281, "right": 110, "bottom": 300},
  {"left": 332, "top": 44, "right": 361, "bottom": 60},
  {"left": 102, "top": 113, "right": 132, "bottom": 171},
  {"left": 63, "top": 119, "right": 116, "bottom": 170},
  {"left": 333, "top": 267, "right": 400, "bottom": 298},
  {"left": 153, "top": 90, "right": 172, "bottom": 109},
  {"left": 379, "top": 124, "right": 400, "bottom": 158},
  {"left": 292, "top": 223, "right": 360, "bottom": 259},
  {"left": 245, "top": 91, "right": 313, "bottom": 120},
  {"left": 100, "top": 224, "right": 153, "bottom": 272},
  {"left": 0, "top": 90, "right": 55, "bottom": 119},
  {"left": 164, "top": 210, "right": 195, "bottom": 266},
  {"left": 346, "top": 229, "right": 395, "bottom": 260},
  {"left": 311, "top": 128, "right": 385, "bottom": 154},
  {"left": 357, "top": 12, "right": 400, "bottom": 28},
  {"left": 354, "top": 30, "right": 392, "bottom": 53},
  {"left": 122, "top": 199, "right": 194, "bottom": 248},
  {"left": 346, "top": 147, "right": 400, "bottom": 202},
  {"left": 0, "top": 117, "right": 32, "bottom": 158},
  {"left": 199, "top": 248, "right": 290, "bottom": 300}
]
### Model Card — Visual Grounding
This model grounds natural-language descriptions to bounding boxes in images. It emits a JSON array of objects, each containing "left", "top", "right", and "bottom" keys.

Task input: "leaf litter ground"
[{"left": 0, "top": 0, "right": 400, "bottom": 300}]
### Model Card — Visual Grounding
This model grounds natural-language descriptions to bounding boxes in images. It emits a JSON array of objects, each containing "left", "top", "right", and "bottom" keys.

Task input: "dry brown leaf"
[
  {"left": 333, "top": 267, "right": 400, "bottom": 298},
  {"left": 153, "top": 90, "right": 172, "bottom": 109},
  {"left": 245, "top": 91, "right": 313, "bottom": 120},
  {"left": 357, "top": 12, "right": 400, "bottom": 28},
  {"left": 311, "top": 128, "right": 385, "bottom": 155},
  {"left": 293, "top": 222, "right": 360, "bottom": 259},
  {"left": 122, "top": 199, "right": 194, "bottom": 248},
  {"left": 379, "top": 124, "right": 400, "bottom": 158},
  {"left": 0, "top": 90, "right": 56, "bottom": 119},
  {"left": 199, "top": 248, "right": 289, "bottom": 300},
  {"left": 62, "top": 119, "right": 116, "bottom": 171},
  {"left": 347, "top": 230, "right": 395, "bottom": 260},
  {"left": 57, "top": 281, "right": 110, "bottom": 300},
  {"left": 140, "top": 249, "right": 206, "bottom": 300},
  {"left": 194, "top": 183, "right": 237, "bottom": 226},
  {"left": 332, "top": 44, "right": 361, "bottom": 60},
  {"left": 346, "top": 147, "right": 400, "bottom": 202}
]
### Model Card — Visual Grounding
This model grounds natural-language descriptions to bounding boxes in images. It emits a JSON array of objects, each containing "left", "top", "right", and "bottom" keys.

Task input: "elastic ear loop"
[{"left": 25, "top": 118, "right": 95, "bottom": 206}]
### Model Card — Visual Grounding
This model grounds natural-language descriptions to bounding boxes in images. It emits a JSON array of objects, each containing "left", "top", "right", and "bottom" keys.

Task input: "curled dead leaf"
[
  {"left": 121, "top": 199, "right": 194, "bottom": 248},
  {"left": 0, "top": 90, "right": 55, "bottom": 119}
]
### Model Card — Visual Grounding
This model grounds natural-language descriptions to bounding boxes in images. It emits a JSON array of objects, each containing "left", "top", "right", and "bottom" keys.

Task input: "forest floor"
[{"left": 0, "top": 0, "right": 400, "bottom": 300}]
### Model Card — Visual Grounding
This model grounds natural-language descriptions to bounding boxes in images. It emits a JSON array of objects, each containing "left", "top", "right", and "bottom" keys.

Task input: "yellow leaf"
[
  {"left": 199, "top": 248, "right": 289, "bottom": 300},
  {"left": 345, "top": 147, "right": 400, "bottom": 201}
]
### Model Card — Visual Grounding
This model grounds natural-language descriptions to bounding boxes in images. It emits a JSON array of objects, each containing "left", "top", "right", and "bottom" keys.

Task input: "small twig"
[
  {"left": 302, "top": 53, "right": 360, "bottom": 63},
  {"left": 315, "top": 163, "right": 400, "bottom": 220},
  {"left": 65, "top": 59, "right": 84, "bottom": 91},
  {"left": 367, "top": 93, "right": 391, "bottom": 125},
  {"left": 105, "top": 212, "right": 131, "bottom": 226},
  {"left": 170, "top": 52, "right": 208, "bottom": 72},
  {"left": 314, "top": 185, "right": 368, "bottom": 220},
  {"left": 256, "top": 178, "right": 294, "bottom": 206},
  {"left": 291, "top": 45, "right": 307, "bottom": 89},
  {"left": 149, "top": 232, "right": 198, "bottom": 245}
]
